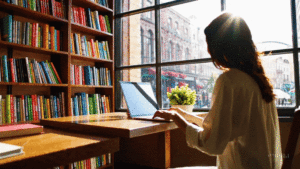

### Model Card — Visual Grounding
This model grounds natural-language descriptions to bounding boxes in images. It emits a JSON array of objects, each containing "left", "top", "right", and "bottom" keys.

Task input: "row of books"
[
  {"left": 70, "top": 64, "right": 111, "bottom": 86},
  {"left": 0, "top": 56, "right": 62, "bottom": 84},
  {"left": 89, "top": 0, "right": 108, "bottom": 8},
  {"left": 0, "top": 92, "right": 65, "bottom": 125},
  {"left": 71, "top": 7, "right": 111, "bottom": 33},
  {"left": 0, "top": 15, "right": 62, "bottom": 51},
  {"left": 4, "top": 0, "right": 66, "bottom": 19},
  {"left": 71, "top": 92, "right": 110, "bottom": 116},
  {"left": 71, "top": 33, "right": 111, "bottom": 60},
  {"left": 53, "top": 153, "right": 112, "bottom": 169}
]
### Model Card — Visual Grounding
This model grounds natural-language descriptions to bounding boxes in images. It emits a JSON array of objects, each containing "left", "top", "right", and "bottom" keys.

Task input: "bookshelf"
[{"left": 0, "top": 0, "right": 114, "bottom": 168}]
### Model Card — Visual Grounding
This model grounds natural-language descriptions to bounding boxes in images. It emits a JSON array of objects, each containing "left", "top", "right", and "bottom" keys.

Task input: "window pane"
[
  {"left": 118, "top": 67, "right": 156, "bottom": 109},
  {"left": 122, "top": 0, "right": 154, "bottom": 13},
  {"left": 160, "top": 0, "right": 176, "bottom": 4},
  {"left": 160, "top": 0, "right": 221, "bottom": 62},
  {"left": 160, "top": 54, "right": 296, "bottom": 109},
  {"left": 226, "top": 0, "right": 292, "bottom": 51},
  {"left": 261, "top": 54, "right": 295, "bottom": 107},
  {"left": 121, "top": 13, "right": 156, "bottom": 66},
  {"left": 296, "top": 0, "right": 300, "bottom": 47},
  {"left": 161, "top": 63, "right": 222, "bottom": 109}
]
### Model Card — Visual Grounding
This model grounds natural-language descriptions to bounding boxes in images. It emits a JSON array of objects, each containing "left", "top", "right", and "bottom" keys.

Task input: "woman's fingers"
[
  {"left": 153, "top": 110, "right": 174, "bottom": 120},
  {"left": 153, "top": 110, "right": 165, "bottom": 119}
]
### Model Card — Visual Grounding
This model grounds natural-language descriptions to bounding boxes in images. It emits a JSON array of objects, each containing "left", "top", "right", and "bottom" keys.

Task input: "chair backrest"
[{"left": 282, "top": 109, "right": 300, "bottom": 169}]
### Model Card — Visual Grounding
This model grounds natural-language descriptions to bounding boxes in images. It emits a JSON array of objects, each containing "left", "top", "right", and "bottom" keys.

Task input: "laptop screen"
[{"left": 120, "top": 81, "right": 159, "bottom": 117}]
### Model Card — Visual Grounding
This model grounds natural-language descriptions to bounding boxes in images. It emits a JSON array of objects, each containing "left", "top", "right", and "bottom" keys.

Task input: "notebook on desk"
[{"left": 120, "top": 81, "right": 172, "bottom": 122}]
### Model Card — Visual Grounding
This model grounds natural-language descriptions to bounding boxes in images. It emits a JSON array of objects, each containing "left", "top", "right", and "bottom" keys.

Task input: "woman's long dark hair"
[{"left": 204, "top": 13, "right": 275, "bottom": 103}]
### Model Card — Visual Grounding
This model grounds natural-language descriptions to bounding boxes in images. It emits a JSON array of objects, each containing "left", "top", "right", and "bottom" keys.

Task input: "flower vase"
[{"left": 171, "top": 105, "right": 194, "bottom": 113}]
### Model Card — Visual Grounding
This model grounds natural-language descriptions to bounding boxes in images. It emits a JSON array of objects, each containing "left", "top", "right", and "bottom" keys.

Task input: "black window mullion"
[
  {"left": 291, "top": 0, "right": 300, "bottom": 112},
  {"left": 221, "top": 0, "right": 226, "bottom": 11},
  {"left": 114, "top": 0, "right": 123, "bottom": 110},
  {"left": 155, "top": 0, "right": 162, "bottom": 108}
]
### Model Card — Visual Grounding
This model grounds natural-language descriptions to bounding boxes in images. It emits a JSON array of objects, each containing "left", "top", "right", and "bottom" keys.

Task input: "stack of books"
[
  {"left": 0, "top": 123, "right": 43, "bottom": 138},
  {"left": 0, "top": 124, "right": 43, "bottom": 159}
]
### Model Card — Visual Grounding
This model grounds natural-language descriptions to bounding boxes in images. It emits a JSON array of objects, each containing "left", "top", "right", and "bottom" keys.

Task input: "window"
[
  {"left": 175, "top": 44, "right": 180, "bottom": 60},
  {"left": 141, "top": 29, "right": 144, "bottom": 63},
  {"left": 145, "top": 0, "right": 153, "bottom": 19},
  {"left": 175, "top": 44, "right": 180, "bottom": 70},
  {"left": 168, "top": 41, "right": 173, "bottom": 61},
  {"left": 175, "top": 21, "right": 179, "bottom": 32},
  {"left": 148, "top": 30, "right": 154, "bottom": 63},
  {"left": 116, "top": 0, "right": 299, "bottom": 116},
  {"left": 168, "top": 17, "right": 172, "bottom": 29}
]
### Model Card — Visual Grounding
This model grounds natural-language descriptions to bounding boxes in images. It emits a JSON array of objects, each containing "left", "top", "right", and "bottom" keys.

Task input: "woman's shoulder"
[
  {"left": 221, "top": 68, "right": 253, "bottom": 79},
  {"left": 219, "top": 68, "right": 258, "bottom": 88}
]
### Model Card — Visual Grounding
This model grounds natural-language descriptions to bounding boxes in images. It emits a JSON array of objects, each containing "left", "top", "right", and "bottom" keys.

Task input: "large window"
[{"left": 115, "top": 0, "right": 300, "bottom": 116}]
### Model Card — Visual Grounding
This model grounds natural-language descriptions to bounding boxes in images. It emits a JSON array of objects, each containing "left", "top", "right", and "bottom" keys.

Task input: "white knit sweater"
[{"left": 186, "top": 68, "right": 282, "bottom": 169}]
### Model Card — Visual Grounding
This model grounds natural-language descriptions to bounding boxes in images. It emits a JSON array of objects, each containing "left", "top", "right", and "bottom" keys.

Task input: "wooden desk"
[
  {"left": 0, "top": 128, "right": 119, "bottom": 169},
  {"left": 40, "top": 113, "right": 178, "bottom": 168}
]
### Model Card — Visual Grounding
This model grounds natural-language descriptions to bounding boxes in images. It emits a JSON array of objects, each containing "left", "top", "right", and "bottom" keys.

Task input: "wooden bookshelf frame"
[
  {"left": 0, "top": 0, "right": 115, "bottom": 168},
  {"left": 0, "top": 0, "right": 115, "bottom": 119}
]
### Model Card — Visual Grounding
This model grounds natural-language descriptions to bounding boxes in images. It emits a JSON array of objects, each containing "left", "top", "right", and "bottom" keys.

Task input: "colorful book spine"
[
  {"left": 6, "top": 95, "right": 11, "bottom": 124},
  {"left": 2, "top": 55, "right": 9, "bottom": 82},
  {"left": 104, "top": 15, "right": 111, "bottom": 33},
  {"left": 40, "top": 61, "right": 52, "bottom": 84},
  {"left": 43, "top": 24, "right": 49, "bottom": 49},
  {"left": 1, "top": 15, "right": 13, "bottom": 42}
]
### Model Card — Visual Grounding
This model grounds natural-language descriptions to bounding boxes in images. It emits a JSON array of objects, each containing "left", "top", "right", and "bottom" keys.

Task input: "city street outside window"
[{"left": 116, "top": 0, "right": 299, "bottom": 113}]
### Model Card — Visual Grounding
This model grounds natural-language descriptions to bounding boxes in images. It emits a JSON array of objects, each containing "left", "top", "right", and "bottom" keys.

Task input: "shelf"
[
  {"left": 71, "top": 22, "right": 113, "bottom": 37},
  {"left": 0, "top": 1, "right": 68, "bottom": 24},
  {"left": 70, "top": 85, "right": 113, "bottom": 88},
  {"left": 98, "top": 164, "right": 113, "bottom": 169},
  {"left": 0, "top": 82, "right": 68, "bottom": 87},
  {"left": 72, "top": 0, "right": 113, "bottom": 13},
  {"left": 0, "top": 41, "right": 68, "bottom": 56},
  {"left": 71, "top": 54, "right": 113, "bottom": 63}
]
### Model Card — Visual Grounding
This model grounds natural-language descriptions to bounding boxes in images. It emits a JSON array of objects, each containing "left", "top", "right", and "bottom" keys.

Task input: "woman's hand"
[
  {"left": 153, "top": 110, "right": 176, "bottom": 121},
  {"left": 153, "top": 109, "right": 188, "bottom": 132},
  {"left": 169, "top": 107, "right": 188, "bottom": 118},
  {"left": 169, "top": 107, "right": 204, "bottom": 127}
]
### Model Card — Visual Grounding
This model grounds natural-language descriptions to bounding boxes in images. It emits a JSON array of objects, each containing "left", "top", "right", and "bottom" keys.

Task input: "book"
[
  {"left": 0, "top": 142, "right": 23, "bottom": 160},
  {"left": 104, "top": 15, "right": 111, "bottom": 33},
  {"left": 0, "top": 123, "right": 43, "bottom": 139},
  {"left": 1, "top": 15, "right": 13, "bottom": 42}
]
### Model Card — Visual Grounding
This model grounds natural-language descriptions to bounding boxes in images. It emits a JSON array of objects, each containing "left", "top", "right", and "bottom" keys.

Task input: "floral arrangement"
[{"left": 167, "top": 84, "right": 196, "bottom": 105}]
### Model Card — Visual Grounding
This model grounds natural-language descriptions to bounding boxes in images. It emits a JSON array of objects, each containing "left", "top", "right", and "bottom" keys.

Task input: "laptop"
[{"left": 120, "top": 81, "right": 172, "bottom": 122}]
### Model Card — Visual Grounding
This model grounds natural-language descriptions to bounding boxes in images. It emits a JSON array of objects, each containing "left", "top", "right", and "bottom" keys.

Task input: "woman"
[{"left": 153, "top": 13, "right": 282, "bottom": 169}]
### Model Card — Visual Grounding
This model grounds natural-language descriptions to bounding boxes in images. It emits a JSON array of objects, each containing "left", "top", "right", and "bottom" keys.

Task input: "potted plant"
[{"left": 167, "top": 84, "right": 196, "bottom": 112}]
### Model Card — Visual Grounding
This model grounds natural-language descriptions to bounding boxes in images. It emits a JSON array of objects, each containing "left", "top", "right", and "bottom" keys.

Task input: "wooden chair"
[{"left": 282, "top": 109, "right": 300, "bottom": 169}]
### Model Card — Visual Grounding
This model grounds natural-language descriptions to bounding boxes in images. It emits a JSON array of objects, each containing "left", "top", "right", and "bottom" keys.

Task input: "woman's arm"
[
  {"left": 169, "top": 107, "right": 205, "bottom": 127},
  {"left": 153, "top": 110, "right": 189, "bottom": 132},
  {"left": 153, "top": 109, "right": 204, "bottom": 133}
]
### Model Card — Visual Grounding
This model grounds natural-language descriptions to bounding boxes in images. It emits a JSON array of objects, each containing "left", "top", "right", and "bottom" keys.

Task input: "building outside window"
[
  {"left": 168, "top": 17, "right": 172, "bottom": 30},
  {"left": 116, "top": 0, "right": 300, "bottom": 115},
  {"left": 175, "top": 21, "right": 179, "bottom": 34}
]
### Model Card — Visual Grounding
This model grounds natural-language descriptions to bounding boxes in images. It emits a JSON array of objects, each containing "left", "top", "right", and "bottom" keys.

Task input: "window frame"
[{"left": 115, "top": 0, "right": 300, "bottom": 118}]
